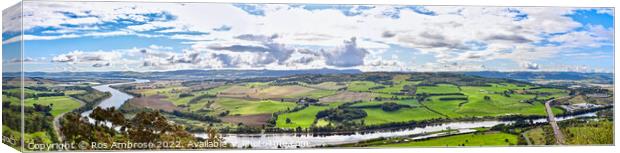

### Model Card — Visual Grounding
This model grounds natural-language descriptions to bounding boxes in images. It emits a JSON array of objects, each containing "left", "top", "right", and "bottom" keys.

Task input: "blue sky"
[{"left": 2, "top": 2, "right": 614, "bottom": 72}]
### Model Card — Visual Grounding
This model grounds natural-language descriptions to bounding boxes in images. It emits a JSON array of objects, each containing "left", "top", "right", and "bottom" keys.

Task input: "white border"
[{"left": 0, "top": 0, "right": 617, "bottom": 153}]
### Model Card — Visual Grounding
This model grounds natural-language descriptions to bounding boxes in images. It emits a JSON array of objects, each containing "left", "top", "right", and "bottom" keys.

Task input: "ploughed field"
[{"left": 118, "top": 73, "right": 571, "bottom": 130}]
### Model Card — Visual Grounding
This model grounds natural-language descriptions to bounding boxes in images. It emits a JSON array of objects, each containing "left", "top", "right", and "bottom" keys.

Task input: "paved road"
[{"left": 544, "top": 99, "right": 565, "bottom": 145}]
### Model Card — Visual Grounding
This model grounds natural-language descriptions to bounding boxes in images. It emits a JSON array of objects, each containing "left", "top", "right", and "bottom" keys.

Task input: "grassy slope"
[
  {"left": 206, "top": 85, "right": 232, "bottom": 95},
  {"left": 362, "top": 107, "right": 444, "bottom": 125},
  {"left": 135, "top": 85, "right": 229, "bottom": 106},
  {"left": 2, "top": 95, "right": 20, "bottom": 104},
  {"left": 417, "top": 84, "right": 460, "bottom": 94},
  {"left": 532, "top": 88, "right": 570, "bottom": 99},
  {"left": 423, "top": 96, "right": 468, "bottom": 118},
  {"left": 214, "top": 98, "right": 297, "bottom": 115},
  {"left": 276, "top": 103, "right": 340, "bottom": 129},
  {"left": 24, "top": 96, "right": 81, "bottom": 117},
  {"left": 457, "top": 86, "right": 563, "bottom": 117},
  {"left": 134, "top": 86, "right": 195, "bottom": 106},
  {"left": 350, "top": 99, "right": 421, "bottom": 107},
  {"left": 347, "top": 81, "right": 382, "bottom": 92},
  {"left": 371, "top": 75, "right": 418, "bottom": 94}
]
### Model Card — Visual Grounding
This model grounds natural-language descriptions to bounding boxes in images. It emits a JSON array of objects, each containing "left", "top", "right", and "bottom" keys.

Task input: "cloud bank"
[{"left": 2, "top": 2, "right": 613, "bottom": 72}]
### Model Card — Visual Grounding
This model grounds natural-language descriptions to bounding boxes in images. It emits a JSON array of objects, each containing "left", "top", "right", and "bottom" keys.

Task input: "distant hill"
[
  {"left": 463, "top": 71, "right": 613, "bottom": 84},
  {"left": 3, "top": 70, "right": 612, "bottom": 84},
  {"left": 6, "top": 69, "right": 362, "bottom": 80}
]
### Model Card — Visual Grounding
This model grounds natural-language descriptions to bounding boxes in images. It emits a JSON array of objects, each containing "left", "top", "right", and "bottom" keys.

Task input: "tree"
[
  {"left": 286, "top": 118, "right": 292, "bottom": 124},
  {"left": 108, "top": 108, "right": 127, "bottom": 132},
  {"left": 484, "top": 96, "right": 491, "bottom": 101},
  {"left": 295, "top": 126, "right": 303, "bottom": 133},
  {"left": 89, "top": 107, "right": 106, "bottom": 126},
  {"left": 61, "top": 112, "right": 94, "bottom": 143},
  {"left": 60, "top": 108, "right": 221, "bottom": 149},
  {"left": 127, "top": 111, "right": 172, "bottom": 143}
]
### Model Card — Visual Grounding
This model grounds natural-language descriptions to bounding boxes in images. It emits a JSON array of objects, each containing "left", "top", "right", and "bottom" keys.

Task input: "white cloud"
[
  {"left": 521, "top": 62, "right": 540, "bottom": 70},
  {"left": 549, "top": 25, "right": 613, "bottom": 48},
  {"left": 7, "top": 2, "right": 614, "bottom": 72},
  {"left": 51, "top": 50, "right": 122, "bottom": 66},
  {"left": 594, "top": 8, "right": 614, "bottom": 16},
  {"left": 322, "top": 37, "right": 368, "bottom": 67}
]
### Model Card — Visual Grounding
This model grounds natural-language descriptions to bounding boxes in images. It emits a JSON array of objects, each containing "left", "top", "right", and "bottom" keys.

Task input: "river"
[
  {"left": 80, "top": 79, "right": 150, "bottom": 117},
  {"left": 194, "top": 112, "right": 597, "bottom": 149},
  {"left": 83, "top": 79, "right": 601, "bottom": 149}
]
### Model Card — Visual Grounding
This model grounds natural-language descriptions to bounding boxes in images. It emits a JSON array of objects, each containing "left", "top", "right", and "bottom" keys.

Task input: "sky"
[{"left": 1, "top": 1, "right": 615, "bottom": 73}]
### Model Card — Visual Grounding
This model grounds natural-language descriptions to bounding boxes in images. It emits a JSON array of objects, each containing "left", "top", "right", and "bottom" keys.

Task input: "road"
[
  {"left": 544, "top": 99, "right": 565, "bottom": 145},
  {"left": 521, "top": 132, "right": 532, "bottom": 145}
]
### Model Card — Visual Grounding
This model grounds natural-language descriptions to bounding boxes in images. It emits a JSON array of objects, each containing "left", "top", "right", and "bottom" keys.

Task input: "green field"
[
  {"left": 4, "top": 88, "right": 60, "bottom": 99},
  {"left": 423, "top": 96, "right": 468, "bottom": 118},
  {"left": 455, "top": 86, "right": 563, "bottom": 117},
  {"left": 376, "top": 132, "right": 518, "bottom": 147},
  {"left": 417, "top": 84, "right": 460, "bottom": 94},
  {"left": 347, "top": 81, "right": 383, "bottom": 92},
  {"left": 124, "top": 78, "right": 570, "bottom": 129},
  {"left": 134, "top": 86, "right": 199, "bottom": 106},
  {"left": 2, "top": 94, "right": 20, "bottom": 104},
  {"left": 63, "top": 90, "right": 87, "bottom": 95},
  {"left": 315, "top": 119, "right": 331, "bottom": 127},
  {"left": 349, "top": 101, "right": 392, "bottom": 107},
  {"left": 529, "top": 88, "right": 569, "bottom": 99},
  {"left": 206, "top": 85, "right": 232, "bottom": 95},
  {"left": 370, "top": 75, "right": 418, "bottom": 94},
  {"left": 276, "top": 103, "right": 340, "bottom": 129},
  {"left": 362, "top": 107, "right": 444, "bottom": 125},
  {"left": 138, "top": 86, "right": 189, "bottom": 97},
  {"left": 185, "top": 97, "right": 213, "bottom": 112},
  {"left": 350, "top": 99, "right": 420, "bottom": 108},
  {"left": 486, "top": 83, "right": 532, "bottom": 92},
  {"left": 24, "top": 96, "right": 82, "bottom": 117},
  {"left": 213, "top": 98, "right": 298, "bottom": 115},
  {"left": 169, "top": 95, "right": 198, "bottom": 106},
  {"left": 413, "top": 83, "right": 565, "bottom": 118},
  {"left": 373, "top": 92, "right": 415, "bottom": 99},
  {"left": 393, "top": 99, "right": 421, "bottom": 106}
]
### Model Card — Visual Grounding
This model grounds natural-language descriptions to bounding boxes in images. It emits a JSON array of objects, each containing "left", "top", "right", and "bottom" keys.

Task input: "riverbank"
[{"left": 194, "top": 110, "right": 601, "bottom": 149}]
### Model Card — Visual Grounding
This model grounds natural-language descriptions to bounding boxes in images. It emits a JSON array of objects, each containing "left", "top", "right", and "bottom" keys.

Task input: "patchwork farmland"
[{"left": 3, "top": 72, "right": 613, "bottom": 149}]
